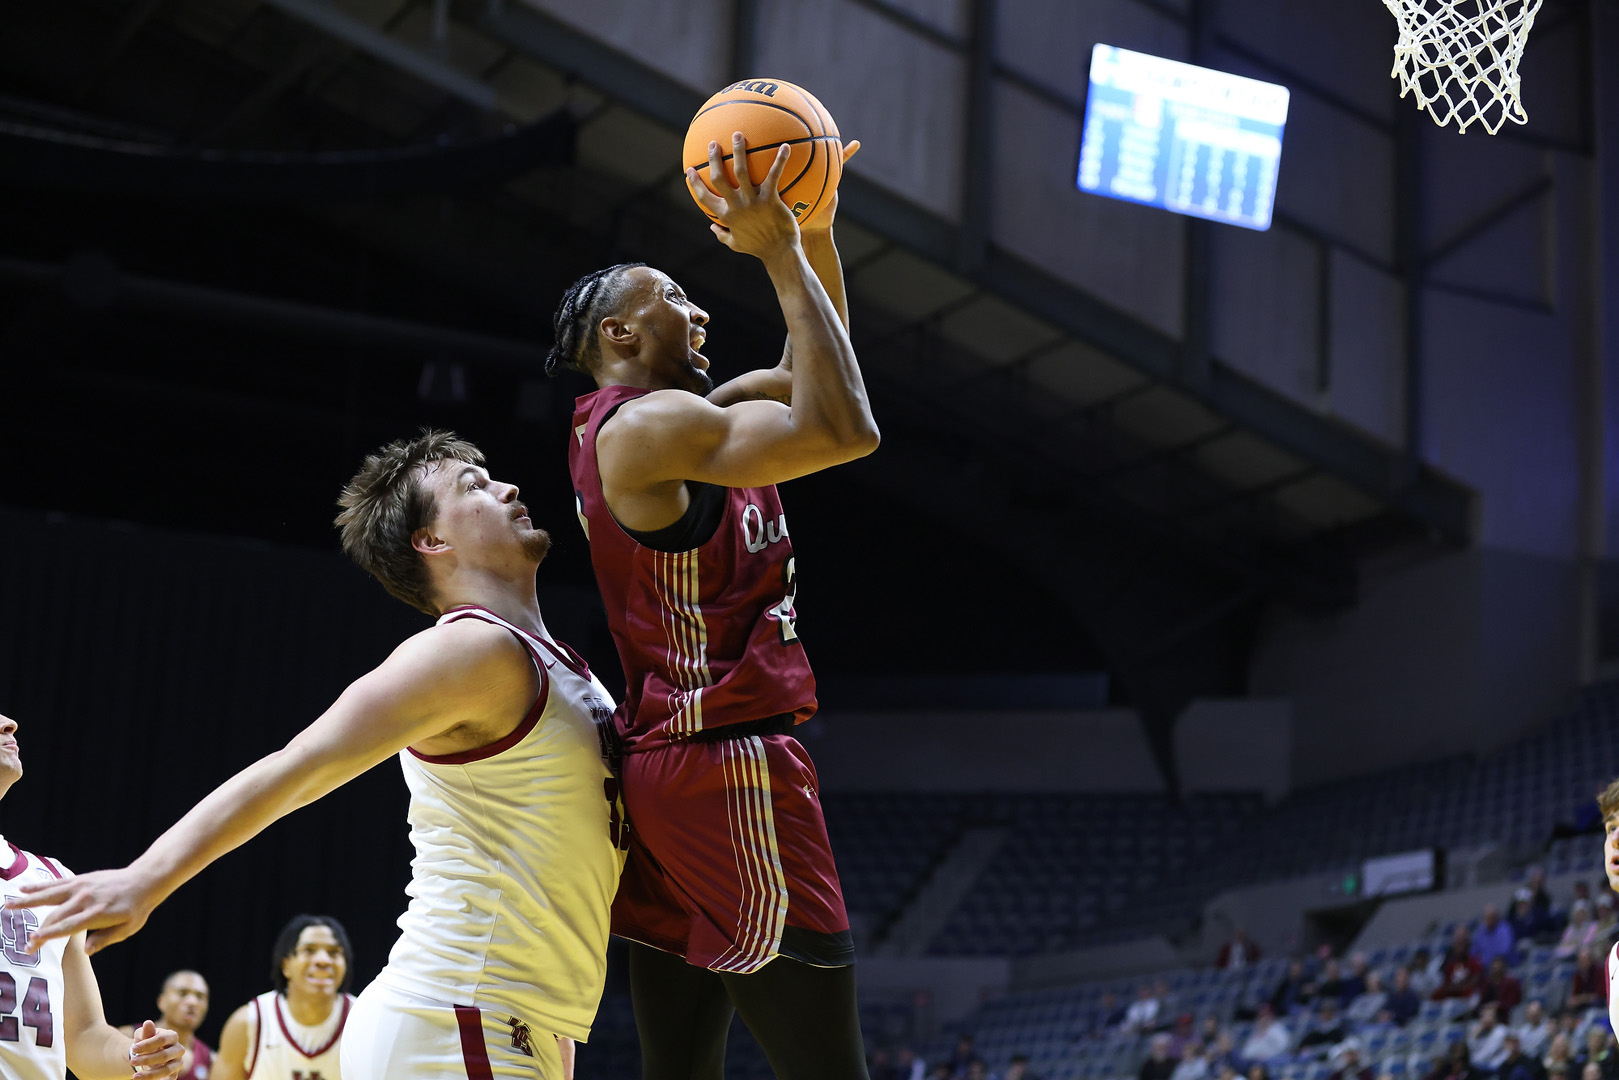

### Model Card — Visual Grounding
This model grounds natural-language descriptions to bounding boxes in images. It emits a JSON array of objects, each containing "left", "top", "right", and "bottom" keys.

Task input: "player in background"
[
  {"left": 0, "top": 713, "right": 185, "bottom": 1079},
  {"left": 212, "top": 916, "right": 353, "bottom": 1080},
  {"left": 549, "top": 133, "right": 876, "bottom": 1079},
  {"left": 1601, "top": 778, "right": 1619, "bottom": 1041},
  {"left": 120, "top": 969, "right": 212, "bottom": 1080},
  {"left": 7, "top": 432, "right": 624, "bottom": 1080}
]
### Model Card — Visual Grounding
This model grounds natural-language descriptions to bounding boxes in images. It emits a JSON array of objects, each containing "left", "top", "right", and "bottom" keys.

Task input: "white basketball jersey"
[
  {"left": 0, "top": 841, "right": 71, "bottom": 1080},
  {"left": 374, "top": 606, "right": 626, "bottom": 1042},
  {"left": 246, "top": 990, "right": 353, "bottom": 1079},
  {"left": 1608, "top": 941, "right": 1619, "bottom": 1040}
]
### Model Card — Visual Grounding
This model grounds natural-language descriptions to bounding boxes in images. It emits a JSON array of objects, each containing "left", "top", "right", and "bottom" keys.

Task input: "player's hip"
[{"left": 345, "top": 981, "right": 568, "bottom": 1079}]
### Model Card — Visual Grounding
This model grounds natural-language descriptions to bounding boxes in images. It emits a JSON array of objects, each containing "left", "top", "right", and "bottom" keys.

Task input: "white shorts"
[{"left": 340, "top": 981, "right": 564, "bottom": 1079}]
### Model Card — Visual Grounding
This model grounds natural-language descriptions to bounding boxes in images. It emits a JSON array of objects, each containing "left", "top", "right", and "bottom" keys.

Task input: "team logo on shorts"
[{"left": 508, "top": 1016, "right": 536, "bottom": 1057}]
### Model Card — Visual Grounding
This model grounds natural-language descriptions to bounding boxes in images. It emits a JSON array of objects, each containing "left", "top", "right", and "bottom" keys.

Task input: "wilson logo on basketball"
[{"left": 723, "top": 79, "right": 779, "bottom": 97}]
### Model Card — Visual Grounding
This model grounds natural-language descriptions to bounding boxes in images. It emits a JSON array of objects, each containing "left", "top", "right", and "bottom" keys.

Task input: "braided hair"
[{"left": 546, "top": 262, "right": 647, "bottom": 377}]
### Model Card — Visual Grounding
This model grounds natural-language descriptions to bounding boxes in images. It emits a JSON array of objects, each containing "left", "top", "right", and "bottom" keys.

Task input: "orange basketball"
[{"left": 683, "top": 78, "right": 843, "bottom": 230}]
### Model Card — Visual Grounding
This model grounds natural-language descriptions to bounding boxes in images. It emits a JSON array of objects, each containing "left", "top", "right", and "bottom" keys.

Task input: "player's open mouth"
[{"left": 691, "top": 330, "right": 706, "bottom": 352}]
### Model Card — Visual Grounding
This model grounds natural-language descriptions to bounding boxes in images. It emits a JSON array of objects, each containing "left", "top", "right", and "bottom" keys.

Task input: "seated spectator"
[
  {"left": 1386, "top": 966, "right": 1424, "bottom": 1027},
  {"left": 1155, "top": 980, "right": 1180, "bottom": 1031},
  {"left": 1470, "top": 1003, "right": 1513, "bottom": 1072},
  {"left": 1210, "top": 1033, "right": 1238, "bottom": 1074},
  {"left": 1498, "top": 1032, "right": 1547, "bottom": 1080},
  {"left": 1546, "top": 1034, "right": 1576, "bottom": 1075},
  {"left": 1517, "top": 1002, "right": 1555, "bottom": 1059},
  {"left": 1512, "top": 892, "right": 1548, "bottom": 944},
  {"left": 872, "top": 1048, "right": 901, "bottom": 1080},
  {"left": 1215, "top": 1066, "right": 1238, "bottom": 1080},
  {"left": 948, "top": 1035, "right": 981, "bottom": 1079},
  {"left": 1595, "top": 902, "right": 1618, "bottom": 946},
  {"left": 965, "top": 1061, "right": 991, "bottom": 1080},
  {"left": 1142, "top": 1034, "right": 1178, "bottom": 1080},
  {"left": 1558, "top": 903, "right": 1599, "bottom": 961},
  {"left": 1272, "top": 960, "right": 1318, "bottom": 1016},
  {"left": 1006, "top": 1055, "right": 1040, "bottom": 1080},
  {"left": 1410, "top": 948, "right": 1443, "bottom": 997},
  {"left": 1480, "top": 956, "right": 1525, "bottom": 1015},
  {"left": 1248, "top": 1066, "right": 1271, "bottom": 1080},
  {"left": 1318, "top": 959, "right": 1351, "bottom": 1006},
  {"left": 1098, "top": 992, "right": 1127, "bottom": 1032},
  {"left": 1127, "top": 984, "right": 1164, "bottom": 1035},
  {"left": 1329, "top": 1039, "right": 1376, "bottom": 1080},
  {"left": 1347, "top": 971, "right": 1389, "bottom": 1026},
  {"left": 1301, "top": 1000, "right": 1349, "bottom": 1049},
  {"left": 1343, "top": 955, "right": 1370, "bottom": 1001},
  {"left": 1567, "top": 947, "right": 1606, "bottom": 1012},
  {"left": 1201, "top": 1017, "right": 1226, "bottom": 1046},
  {"left": 1435, "top": 928, "right": 1485, "bottom": 1000},
  {"left": 1526, "top": 867, "right": 1553, "bottom": 917},
  {"left": 898, "top": 1047, "right": 927, "bottom": 1080},
  {"left": 1241, "top": 1006, "right": 1292, "bottom": 1064},
  {"left": 1474, "top": 904, "right": 1517, "bottom": 968},
  {"left": 1576, "top": 1028, "right": 1618, "bottom": 1080},
  {"left": 931, "top": 1064, "right": 955, "bottom": 1080},
  {"left": 1427, "top": 1040, "right": 1482, "bottom": 1080},
  {"left": 1172, "top": 1041, "right": 1210, "bottom": 1080},
  {"left": 1167, "top": 1014, "right": 1196, "bottom": 1058},
  {"left": 1587, "top": 1065, "right": 1606, "bottom": 1080}
]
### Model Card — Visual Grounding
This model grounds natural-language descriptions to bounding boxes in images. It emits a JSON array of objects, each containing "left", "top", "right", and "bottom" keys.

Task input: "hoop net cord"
[{"left": 1384, "top": 0, "right": 1544, "bottom": 135}]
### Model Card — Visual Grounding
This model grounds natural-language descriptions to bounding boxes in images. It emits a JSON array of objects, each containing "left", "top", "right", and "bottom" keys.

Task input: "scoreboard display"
[{"left": 1078, "top": 44, "right": 1290, "bottom": 231}]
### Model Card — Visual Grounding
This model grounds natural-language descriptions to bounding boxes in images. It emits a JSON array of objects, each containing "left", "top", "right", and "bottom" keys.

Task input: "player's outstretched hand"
[
  {"left": 686, "top": 132, "right": 799, "bottom": 260},
  {"left": 130, "top": 1019, "right": 185, "bottom": 1078},
  {"left": 5, "top": 866, "right": 161, "bottom": 956}
]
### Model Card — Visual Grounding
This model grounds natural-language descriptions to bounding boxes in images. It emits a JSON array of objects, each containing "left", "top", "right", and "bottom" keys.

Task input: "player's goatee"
[{"left": 522, "top": 528, "right": 552, "bottom": 563}]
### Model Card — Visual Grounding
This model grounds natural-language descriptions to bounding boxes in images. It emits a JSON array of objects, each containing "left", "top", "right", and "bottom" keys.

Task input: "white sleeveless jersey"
[
  {"left": 375, "top": 606, "right": 626, "bottom": 1042},
  {"left": 1608, "top": 941, "right": 1619, "bottom": 1040},
  {"left": 245, "top": 990, "right": 353, "bottom": 1079},
  {"left": 0, "top": 841, "right": 71, "bottom": 1080}
]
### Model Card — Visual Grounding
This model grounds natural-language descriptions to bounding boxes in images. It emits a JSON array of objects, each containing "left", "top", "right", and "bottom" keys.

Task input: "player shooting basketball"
[{"left": 548, "top": 131, "right": 876, "bottom": 1079}]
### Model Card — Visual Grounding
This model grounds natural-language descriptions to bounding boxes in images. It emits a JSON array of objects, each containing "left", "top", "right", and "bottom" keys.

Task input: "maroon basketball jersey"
[{"left": 569, "top": 385, "right": 816, "bottom": 753}]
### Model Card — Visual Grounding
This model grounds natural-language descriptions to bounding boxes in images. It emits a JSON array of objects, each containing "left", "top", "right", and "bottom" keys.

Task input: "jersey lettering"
[
  {"left": 741, "top": 504, "right": 789, "bottom": 554},
  {"left": 0, "top": 973, "right": 53, "bottom": 1046},
  {"left": 291, "top": 1073, "right": 325, "bottom": 1080},
  {"left": 0, "top": 910, "right": 39, "bottom": 968},
  {"left": 772, "top": 556, "right": 799, "bottom": 644}
]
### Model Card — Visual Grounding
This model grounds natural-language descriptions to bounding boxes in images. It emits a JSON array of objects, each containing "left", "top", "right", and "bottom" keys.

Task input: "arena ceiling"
[{"left": 0, "top": 0, "right": 1497, "bottom": 776}]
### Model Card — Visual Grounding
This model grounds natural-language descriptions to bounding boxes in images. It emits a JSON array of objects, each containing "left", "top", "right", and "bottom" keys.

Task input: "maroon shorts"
[{"left": 610, "top": 732, "right": 853, "bottom": 973}]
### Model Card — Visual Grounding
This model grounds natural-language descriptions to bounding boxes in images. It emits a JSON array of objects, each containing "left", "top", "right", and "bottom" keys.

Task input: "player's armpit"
[{"left": 602, "top": 389, "right": 874, "bottom": 491}]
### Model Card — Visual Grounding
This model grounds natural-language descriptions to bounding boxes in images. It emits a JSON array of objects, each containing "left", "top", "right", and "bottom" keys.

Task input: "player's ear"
[
  {"left": 412, "top": 527, "right": 451, "bottom": 556},
  {"left": 599, "top": 314, "right": 637, "bottom": 349}
]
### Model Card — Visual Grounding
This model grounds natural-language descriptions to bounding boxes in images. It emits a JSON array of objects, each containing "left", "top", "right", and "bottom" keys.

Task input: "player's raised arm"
[
  {"left": 60, "top": 932, "right": 184, "bottom": 1079},
  {"left": 8, "top": 619, "right": 534, "bottom": 954},
  {"left": 706, "top": 142, "right": 859, "bottom": 409}
]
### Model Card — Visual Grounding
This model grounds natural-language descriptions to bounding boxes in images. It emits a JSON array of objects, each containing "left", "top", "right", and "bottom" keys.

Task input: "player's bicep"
[
  {"left": 614, "top": 396, "right": 830, "bottom": 489},
  {"left": 213, "top": 1006, "right": 251, "bottom": 1080}
]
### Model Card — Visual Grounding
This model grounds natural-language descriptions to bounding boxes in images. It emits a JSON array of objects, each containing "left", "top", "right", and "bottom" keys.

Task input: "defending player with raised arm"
[
  {"left": 0, "top": 714, "right": 185, "bottom": 1080},
  {"left": 8, "top": 432, "right": 626, "bottom": 1080},
  {"left": 548, "top": 132, "right": 876, "bottom": 1080}
]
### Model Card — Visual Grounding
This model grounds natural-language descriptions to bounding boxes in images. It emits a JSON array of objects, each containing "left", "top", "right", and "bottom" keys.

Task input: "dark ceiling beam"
[
  {"left": 478, "top": 1, "right": 1474, "bottom": 547},
  {"left": 0, "top": 253, "right": 543, "bottom": 368}
]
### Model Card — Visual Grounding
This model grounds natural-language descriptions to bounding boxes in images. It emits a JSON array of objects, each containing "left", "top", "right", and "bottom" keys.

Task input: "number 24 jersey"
[{"left": 0, "top": 840, "right": 70, "bottom": 1080}]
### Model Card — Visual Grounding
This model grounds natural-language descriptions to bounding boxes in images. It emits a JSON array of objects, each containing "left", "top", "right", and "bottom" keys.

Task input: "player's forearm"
[
  {"left": 803, "top": 228, "right": 849, "bottom": 332},
  {"left": 64, "top": 1024, "right": 135, "bottom": 1079},
  {"left": 130, "top": 744, "right": 346, "bottom": 898},
  {"left": 759, "top": 244, "right": 878, "bottom": 454}
]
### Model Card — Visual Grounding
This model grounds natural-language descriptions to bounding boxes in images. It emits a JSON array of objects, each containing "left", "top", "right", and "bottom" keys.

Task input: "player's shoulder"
[
  {"left": 396, "top": 615, "right": 530, "bottom": 669},
  {"left": 1, "top": 843, "right": 67, "bottom": 882},
  {"left": 607, "top": 388, "right": 723, "bottom": 433}
]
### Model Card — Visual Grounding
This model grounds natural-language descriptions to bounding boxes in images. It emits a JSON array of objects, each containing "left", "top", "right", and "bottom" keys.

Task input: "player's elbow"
[{"left": 845, "top": 421, "right": 880, "bottom": 458}]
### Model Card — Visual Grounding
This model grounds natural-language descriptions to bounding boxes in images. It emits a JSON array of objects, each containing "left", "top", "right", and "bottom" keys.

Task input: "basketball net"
[{"left": 1383, "top": 0, "right": 1543, "bottom": 135}]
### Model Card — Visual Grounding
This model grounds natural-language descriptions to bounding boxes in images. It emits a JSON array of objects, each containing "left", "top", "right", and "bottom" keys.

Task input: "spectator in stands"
[
  {"left": 1248, "top": 1065, "right": 1271, "bottom": 1080},
  {"left": 1301, "top": 1000, "right": 1349, "bottom": 1049},
  {"left": 1127, "top": 984, "right": 1164, "bottom": 1035},
  {"left": 1558, "top": 903, "right": 1600, "bottom": 961},
  {"left": 948, "top": 1034, "right": 981, "bottom": 1079},
  {"left": 1497, "top": 1032, "right": 1546, "bottom": 1080},
  {"left": 1328, "top": 1038, "right": 1375, "bottom": 1080},
  {"left": 1202, "top": 1017, "right": 1226, "bottom": 1047},
  {"left": 1470, "top": 1002, "right": 1513, "bottom": 1072},
  {"left": 1577, "top": 1029, "right": 1618, "bottom": 1080},
  {"left": 1436, "top": 928, "right": 1485, "bottom": 1000},
  {"left": 1585, "top": 1064, "right": 1605, "bottom": 1080},
  {"left": 1344, "top": 955, "right": 1370, "bottom": 1001},
  {"left": 872, "top": 1048, "right": 900, "bottom": 1080},
  {"left": 1545, "top": 1034, "right": 1576, "bottom": 1076},
  {"left": 1240, "top": 1005, "right": 1292, "bottom": 1064},
  {"left": 1426, "top": 1039, "right": 1482, "bottom": 1080},
  {"left": 898, "top": 1047, "right": 927, "bottom": 1080},
  {"left": 1474, "top": 904, "right": 1517, "bottom": 968},
  {"left": 1211, "top": 1033, "right": 1239, "bottom": 1073},
  {"left": 1411, "top": 948, "right": 1443, "bottom": 997},
  {"left": 1347, "top": 971, "right": 1389, "bottom": 1026},
  {"left": 1516, "top": 1002, "right": 1555, "bottom": 1060},
  {"left": 1595, "top": 901, "right": 1617, "bottom": 946},
  {"left": 1168, "top": 1014, "right": 1197, "bottom": 1058},
  {"left": 1142, "top": 1034, "right": 1179, "bottom": 1080},
  {"left": 1567, "top": 947, "right": 1606, "bottom": 1012},
  {"left": 1156, "top": 980, "right": 1180, "bottom": 1031},
  {"left": 1172, "top": 1040, "right": 1210, "bottom": 1080},
  {"left": 1318, "top": 959, "right": 1352, "bottom": 1006},
  {"left": 1006, "top": 1054, "right": 1039, "bottom": 1080},
  {"left": 1479, "top": 956, "right": 1525, "bottom": 1015},
  {"left": 1272, "top": 960, "right": 1318, "bottom": 1015},
  {"left": 965, "top": 1060, "right": 991, "bottom": 1080},
  {"left": 1386, "top": 966, "right": 1424, "bottom": 1027},
  {"left": 1526, "top": 868, "right": 1552, "bottom": 918},
  {"left": 1214, "top": 1063, "right": 1238, "bottom": 1080},
  {"left": 1220, "top": 929, "right": 1263, "bottom": 970},
  {"left": 931, "top": 1064, "right": 954, "bottom": 1080},
  {"left": 1513, "top": 892, "right": 1549, "bottom": 945},
  {"left": 1096, "top": 992, "right": 1127, "bottom": 1033}
]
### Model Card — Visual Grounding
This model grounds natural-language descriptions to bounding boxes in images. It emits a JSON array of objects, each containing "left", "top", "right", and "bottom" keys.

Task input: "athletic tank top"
[
  {"left": 569, "top": 384, "right": 817, "bottom": 754},
  {"left": 0, "top": 841, "right": 70, "bottom": 1080},
  {"left": 245, "top": 990, "right": 352, "bottom": 1079},
  {"left": 180, "top": 1037, "right": 213, "bottom": 1080},
  {"left": 375, "top": 606, "right": 626, "bottom": 1042},
  {"left": 1608, "top": 941, "right": 1619, "bottom": 1040}
]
